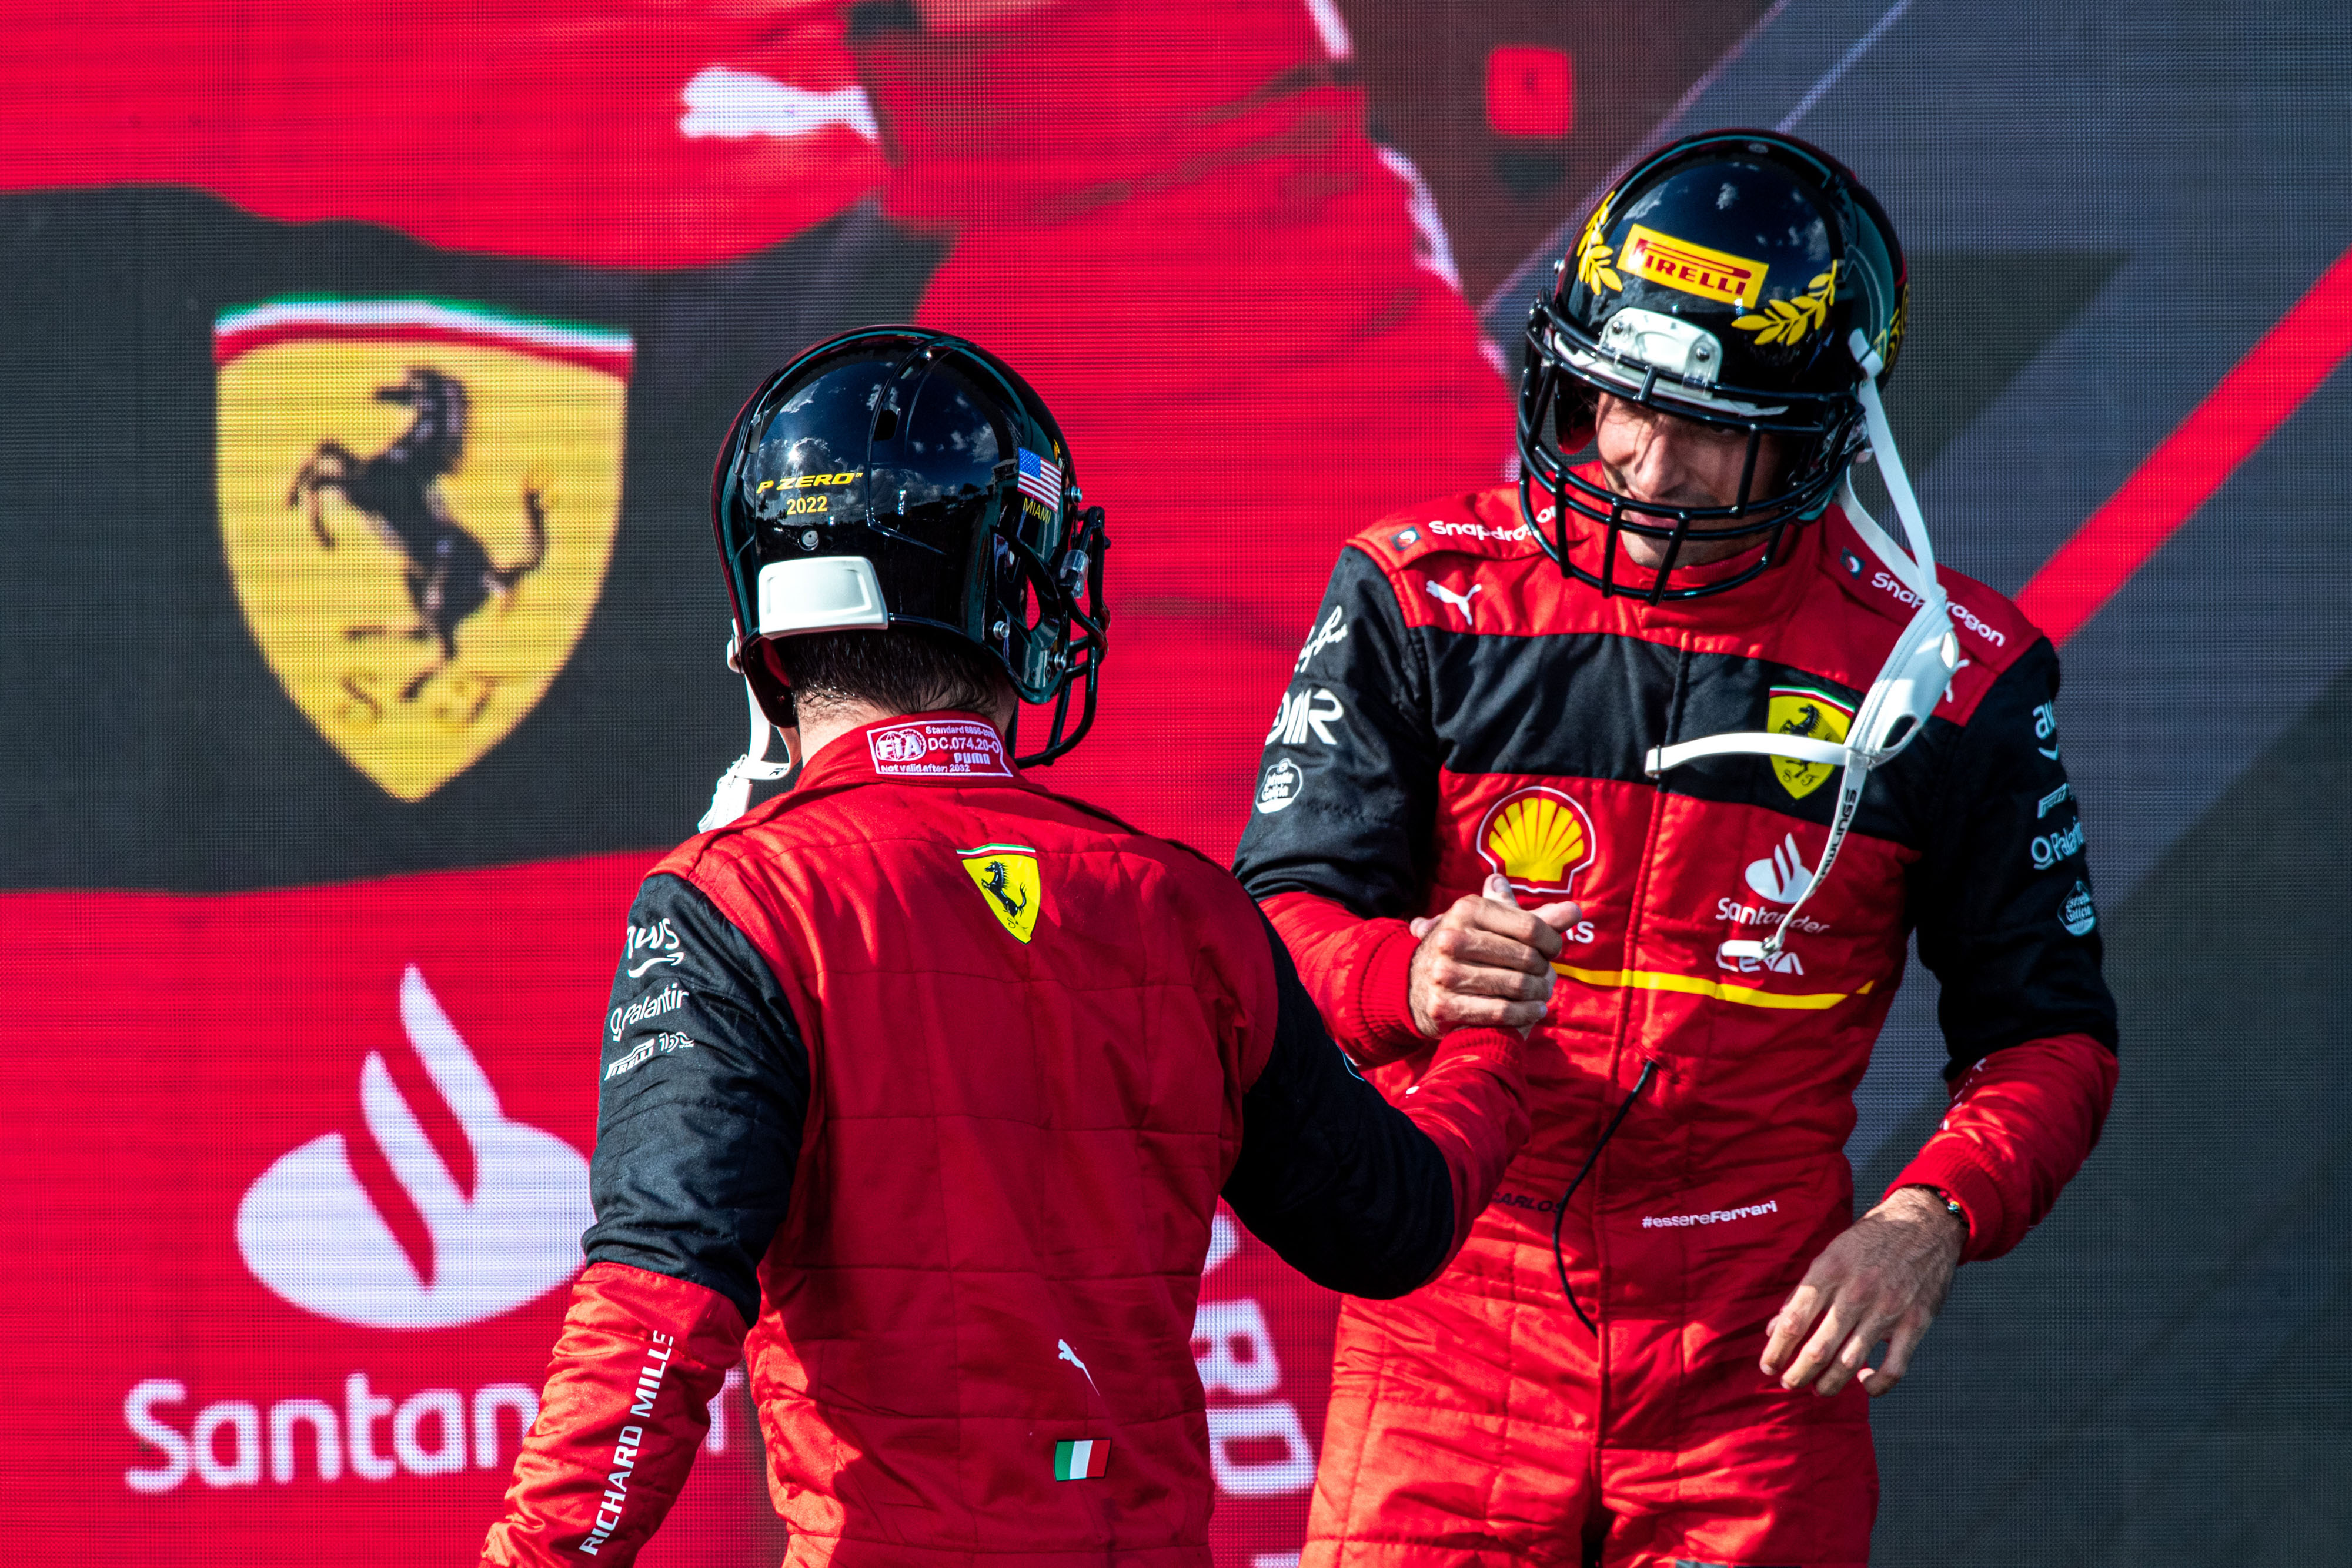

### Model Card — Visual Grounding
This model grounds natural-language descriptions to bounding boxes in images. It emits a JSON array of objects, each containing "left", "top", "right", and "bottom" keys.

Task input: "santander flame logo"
[
  {"left": 236, "top": 965, "right": 592, "bottom": 1330},
  {"left": 1743, "top": 833, "right": 1816, "bottom": 905}
]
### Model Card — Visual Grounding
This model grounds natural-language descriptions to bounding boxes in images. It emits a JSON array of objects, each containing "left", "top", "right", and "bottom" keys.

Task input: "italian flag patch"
[{"left": 1052, "top": 1439, "right": 1108, "bottom": 1480}]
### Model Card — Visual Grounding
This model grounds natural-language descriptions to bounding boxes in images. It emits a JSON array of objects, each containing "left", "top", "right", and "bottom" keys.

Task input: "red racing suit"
[
  {"left": 1231, "top": 487, "right": 2120, "bottom": 1567},
  {"left": 482, "top": 713, "right": 1531, "bottom": 1566}
]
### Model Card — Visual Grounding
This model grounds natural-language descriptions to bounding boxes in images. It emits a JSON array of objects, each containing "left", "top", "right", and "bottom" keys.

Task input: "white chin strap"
[
  {"left": 699, "top": 667, "right": 797, "bottom": 833},
  {"left": 1643, "top": 329, "right": 1960, "bottom": 965}
]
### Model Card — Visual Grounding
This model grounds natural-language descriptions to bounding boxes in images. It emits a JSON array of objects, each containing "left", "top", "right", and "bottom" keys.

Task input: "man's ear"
[
  {"left": 745, "top": 639, "right": 799, "bottom": 730},
  {"left": 988, "top": 673, "right": 1020, "bottom": 737}
]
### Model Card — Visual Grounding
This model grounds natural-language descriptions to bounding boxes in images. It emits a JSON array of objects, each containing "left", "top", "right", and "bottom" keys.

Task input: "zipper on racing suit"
[{"left": 1551, "top": 640, "right": 1688, "bottom": 1344}]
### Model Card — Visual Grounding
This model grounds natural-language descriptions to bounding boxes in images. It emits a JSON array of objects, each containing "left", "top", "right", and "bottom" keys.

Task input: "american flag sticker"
[
  {"left": 1051, "top": 1439, "right": 1108, "bottom": 1480},
  {"left": 1017, "top": 447, "right": 1063, "bottom": 514}
]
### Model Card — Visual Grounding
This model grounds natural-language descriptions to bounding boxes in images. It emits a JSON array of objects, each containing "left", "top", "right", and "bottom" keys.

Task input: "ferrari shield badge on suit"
[
  {"left": 960, "top": 844, "right": 1043, "bottom": 942},
  {"left": 1764, "top": 685, "right": 1854, "bottom": 799}
]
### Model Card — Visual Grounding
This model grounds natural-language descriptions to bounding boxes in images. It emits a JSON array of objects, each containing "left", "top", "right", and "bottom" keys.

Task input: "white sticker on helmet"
[{"left": 756, "top": 556, "right": 889, "bottom": 636}]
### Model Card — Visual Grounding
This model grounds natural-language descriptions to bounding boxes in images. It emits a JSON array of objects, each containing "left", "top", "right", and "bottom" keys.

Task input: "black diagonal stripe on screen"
[
  {"left": 1415, "top": 624, "right": 1955, "bottom": 849},
  {"left": 1860, "top": 660, "right": 2352, "bottom": 1565},
  {"left": 0, "top": 187, "right": 943, "bottom": 891},
  {"left": 1849, "top": 249, "right": 2129, "bottom": 519}
]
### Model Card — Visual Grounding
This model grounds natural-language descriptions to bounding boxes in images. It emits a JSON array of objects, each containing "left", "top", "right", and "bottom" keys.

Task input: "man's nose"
[{"left": 1621, "top": 420, "right": 1685, "bottom": 499}]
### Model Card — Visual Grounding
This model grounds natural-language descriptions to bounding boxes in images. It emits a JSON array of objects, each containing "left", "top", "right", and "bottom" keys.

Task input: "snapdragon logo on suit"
[{"left": 236, "top": 965, "right": 592, "bottom": 1330}]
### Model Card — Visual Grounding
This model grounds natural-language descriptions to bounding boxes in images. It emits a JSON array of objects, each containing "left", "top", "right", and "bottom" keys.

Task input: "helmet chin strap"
[
  {"left": 1643, "top": 330, "right": 1960, "bottom": 965},
  {"left": 699, "top": 660, "right": 798, "bottom": 833}
]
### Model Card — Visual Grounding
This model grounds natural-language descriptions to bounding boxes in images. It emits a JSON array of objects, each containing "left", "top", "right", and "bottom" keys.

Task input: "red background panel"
[{"left": 1, "top": 860, "right": 1340, "bottom": 1566}]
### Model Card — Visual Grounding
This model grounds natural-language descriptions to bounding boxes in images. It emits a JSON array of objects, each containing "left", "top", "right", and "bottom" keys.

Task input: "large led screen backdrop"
[{"left": 4, "top": 0, "right": 2350, "bottom": 1562}]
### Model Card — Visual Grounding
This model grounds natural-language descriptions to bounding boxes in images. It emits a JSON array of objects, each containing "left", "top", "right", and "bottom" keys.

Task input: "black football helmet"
[
  {"left": 1519, "top": 129, "right": 1907, "bottom": 600},
  {"left": 709, "top": 327, "right": 1108, "bottom": 774}
]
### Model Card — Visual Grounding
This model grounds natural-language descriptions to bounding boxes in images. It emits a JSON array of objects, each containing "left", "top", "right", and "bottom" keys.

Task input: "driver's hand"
[
  {"left": 1759, "top": 1185, "right": 1966, "bottom": 1398},
  {"left": 1406, "top": 874, "right": 1581, "bottom": 1037}
]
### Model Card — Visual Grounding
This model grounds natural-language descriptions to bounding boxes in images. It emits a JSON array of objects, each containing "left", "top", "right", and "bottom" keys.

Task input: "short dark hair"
[{"left": 749, "top": 628, "right": 1011, "bottom": 728}]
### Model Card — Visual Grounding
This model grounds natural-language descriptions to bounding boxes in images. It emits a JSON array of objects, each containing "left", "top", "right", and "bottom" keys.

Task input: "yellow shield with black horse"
[
  {"left": 215, "top": 298, "right": 630, "bottom": 801},
  {"left": 960, "top": 844, "right": 1043, "bottom": 943},
  {"left": 1765, "top": 684, "right": 1854, "bottom": 800}
]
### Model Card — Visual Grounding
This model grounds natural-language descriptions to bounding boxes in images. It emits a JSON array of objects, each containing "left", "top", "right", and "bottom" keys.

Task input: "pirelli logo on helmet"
[
  {"left": 756, "top": 472, "right": 858, "bottom": 493},
  {"left": 1619, "top": 225, "right": 1769, "bottom": 309}
]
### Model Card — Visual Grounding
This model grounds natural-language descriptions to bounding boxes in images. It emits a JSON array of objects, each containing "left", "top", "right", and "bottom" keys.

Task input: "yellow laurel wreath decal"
[
  {"left": 1734, "top": 261, "right": 1838, "bottom": 347},
  {"left": 1875, "top": 287, "right": 1909, "bottom": 361},
  {"left": 1574, "top": 201, "right": 1623, "bottom": 295}
]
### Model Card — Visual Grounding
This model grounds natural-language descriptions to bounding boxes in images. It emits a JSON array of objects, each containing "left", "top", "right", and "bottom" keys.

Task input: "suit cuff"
[
  {"left": 1350, "top": 920, "right": 1429, "bottom": 1064},
  {"left": 1430, "top": 1023, "right": 1523, "bottom": 1072},
  {"left": 1888, "top": 1142, "right": 2010, "bottom": 1263},
  {"left": 1405, "top": 1025, "right": 1531, "bottom": 1273}
]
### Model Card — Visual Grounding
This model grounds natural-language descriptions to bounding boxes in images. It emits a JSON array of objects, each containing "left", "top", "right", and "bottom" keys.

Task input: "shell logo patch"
[
  {"left": 1766, "top": 685, "right": 1854, "bottom": 800},
  {"left": 1619, "top": 224, "right": 1769, "bottom": 309},
  {"left": 215, "top": 298, "right": 630, "bottom": 801},
  {"left": 960, "top": 843, "right": 1042, "bottom": 943},
  {"left": 1475, "top": 787, "right": 1597, "bottom": 898}
]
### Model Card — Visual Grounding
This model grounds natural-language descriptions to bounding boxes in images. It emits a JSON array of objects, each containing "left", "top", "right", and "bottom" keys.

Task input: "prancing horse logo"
[
  {"left": 214, "top": 296, "right": 631, "bottom": 802},
  {"left": 288, "top": 368, "right": 549, "bottom": 703},
  {"left": 958, "top": 844, "right": 1044, "bottom": 944},
  {"left": 980, "top": 859, "right": 1029, "bottom": 923},
  {"left": 1763, "top": 684, "right": 1855, "bottom": 800}
]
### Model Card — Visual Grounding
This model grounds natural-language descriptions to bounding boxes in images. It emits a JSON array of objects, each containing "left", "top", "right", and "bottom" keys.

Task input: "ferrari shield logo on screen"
[
  {"left": 1766, "top": 684, "right": 1854, "bottom": 800},
  {"left": 1476, "top": 787, "right": 1596, "bottom": 898},
  {"left": 214, "top": 298, "right": 631, "bottom": 801},
  {"left": 1619, "top": 224, "right": 1769, "bottom": 309},
  {"left": 960, "top": 843, "right": 1042, "bottom": 942}
]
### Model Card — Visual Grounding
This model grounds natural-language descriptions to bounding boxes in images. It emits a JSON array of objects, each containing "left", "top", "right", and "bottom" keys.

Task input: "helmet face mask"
[
  {"left": 1519, "top": 129, "right": 1906, "bottom": 603},
  {"left": 711, "top": 327, "right": 1108, "bottom": 767}
]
